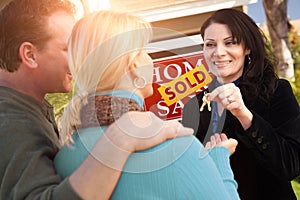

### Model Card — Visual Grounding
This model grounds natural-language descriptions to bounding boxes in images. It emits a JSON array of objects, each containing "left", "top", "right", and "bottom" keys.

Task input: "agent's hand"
[
  {"left": 205, "top": 133, "right": 238, "bottom": 155},
  {"left": 105, "top": 111, "right": 194, "bottom": 153},
  {"left": 207, "top": 83, "right": 245, "bottom": 115},
  {"left": 207, "top": 83, "right": 253, "bottom": 130}
]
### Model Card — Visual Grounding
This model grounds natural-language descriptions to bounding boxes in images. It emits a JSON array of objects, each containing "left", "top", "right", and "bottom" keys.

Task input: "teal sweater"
[
  {"left": 0, "top": 86, "right": 81, "bottom": 200},
  {"left": 55, "top": 91, "right": 240, "bottom": 199}
]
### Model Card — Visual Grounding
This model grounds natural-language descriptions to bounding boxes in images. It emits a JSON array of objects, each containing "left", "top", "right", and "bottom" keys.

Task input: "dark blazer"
[{"left": 182, "top": 78, "right": 300, "bottom": 200}]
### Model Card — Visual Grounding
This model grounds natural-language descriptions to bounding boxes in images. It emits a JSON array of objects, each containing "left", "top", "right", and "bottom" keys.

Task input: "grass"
[{"left": 292, "top": 176, "right": 300, "bottom": 199}]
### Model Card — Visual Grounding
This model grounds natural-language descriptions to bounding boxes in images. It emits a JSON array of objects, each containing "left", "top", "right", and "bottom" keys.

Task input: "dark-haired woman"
[{"left": 182, "top": 8, "right": 300, "bottom": 200}]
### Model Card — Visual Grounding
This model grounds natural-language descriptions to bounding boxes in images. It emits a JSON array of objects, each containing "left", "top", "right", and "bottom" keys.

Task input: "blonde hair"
[{"left": 61, "top": 10, "right": 152, "bottom": 144}]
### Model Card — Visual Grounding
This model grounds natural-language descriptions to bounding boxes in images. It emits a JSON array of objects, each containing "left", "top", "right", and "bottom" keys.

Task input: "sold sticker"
[{"left": 157, "top": 64, "right": 212, "bottom": 106}]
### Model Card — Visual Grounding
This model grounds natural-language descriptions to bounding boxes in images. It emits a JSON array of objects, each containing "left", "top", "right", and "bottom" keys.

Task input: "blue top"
[{"left": 54, "top": 90, "right": 240, "bottom": 200}]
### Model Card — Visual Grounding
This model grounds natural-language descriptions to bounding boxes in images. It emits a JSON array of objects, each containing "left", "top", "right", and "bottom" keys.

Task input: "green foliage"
[
  {"left": 290, "top": 69, "right": 300, "bottom": 105},
  {"left": 289, "top": 27, "right": 300, "bottom": 105},
  {"left": 45, "top": 92, "right": 72, "bottom": 121},
  {"left": 292, "top": 176, "right": 300, "bottom": 199},
  {"left": 288, "top": 25, "right": 300, "bottom": 197}
]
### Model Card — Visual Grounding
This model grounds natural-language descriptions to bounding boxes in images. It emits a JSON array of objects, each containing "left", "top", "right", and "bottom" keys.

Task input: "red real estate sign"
[{"left": 144, "top": 52, "right": 211, "bottom": 121}]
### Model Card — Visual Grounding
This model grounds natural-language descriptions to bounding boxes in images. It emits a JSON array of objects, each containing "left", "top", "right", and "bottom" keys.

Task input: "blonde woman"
[{"left": 54, "top": 10, "right": 240, "bottom": 199}]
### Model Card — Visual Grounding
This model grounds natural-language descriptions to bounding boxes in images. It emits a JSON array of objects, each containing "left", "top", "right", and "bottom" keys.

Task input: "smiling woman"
[
  {"left": 202, "top": 23, "right": 250, "bottom": 84},
  {"left": 182, "top": 8, "right": 300, "bottom": 200}
]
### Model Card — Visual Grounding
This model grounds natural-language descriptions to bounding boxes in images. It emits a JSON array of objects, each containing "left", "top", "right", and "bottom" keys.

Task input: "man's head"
[
  {"left": 0, "top": 0, "right": 76, "bottom": 72},
  {"left": 0, "top": 0, "right": 76, "bottom": 100}
]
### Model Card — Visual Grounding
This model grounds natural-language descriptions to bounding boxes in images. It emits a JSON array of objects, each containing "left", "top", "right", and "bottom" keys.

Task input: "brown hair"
[
  {"left": 200, "top": 8, "right": 277, "bottom": 104},
  {"left": 0, "top": 0, "right": 76, "bottom": 72}
]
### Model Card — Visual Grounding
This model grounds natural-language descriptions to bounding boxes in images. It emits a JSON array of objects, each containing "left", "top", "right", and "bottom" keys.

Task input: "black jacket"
[{"left": 182, "top": 79, "right": 300, "bottom": 200}]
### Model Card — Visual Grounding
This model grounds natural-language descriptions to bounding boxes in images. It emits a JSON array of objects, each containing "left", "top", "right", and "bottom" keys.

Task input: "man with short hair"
[{"left": 0, "top": 1, "right": 192, "bottom": 199}]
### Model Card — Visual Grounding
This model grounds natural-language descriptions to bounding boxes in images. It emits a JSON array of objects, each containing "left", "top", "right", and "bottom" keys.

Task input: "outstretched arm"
[
  {"left": 205, "top": 133, "right": 240, "bottom": 200},
  {"left": 69, "top": 111, "right": 194, "bottom": 200}
]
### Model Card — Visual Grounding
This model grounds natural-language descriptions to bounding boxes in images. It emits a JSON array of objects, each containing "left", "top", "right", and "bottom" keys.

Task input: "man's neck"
[{"left": 0, "top": 70, "right": 45, "bottom": 102}]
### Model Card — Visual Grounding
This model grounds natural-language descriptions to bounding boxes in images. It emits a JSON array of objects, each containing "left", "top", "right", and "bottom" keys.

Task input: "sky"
[{"left": 247, "top": 0, "right": 300, "bottom": 25}]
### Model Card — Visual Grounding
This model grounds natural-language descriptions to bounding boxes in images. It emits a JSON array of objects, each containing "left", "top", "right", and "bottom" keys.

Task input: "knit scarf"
[{"left": 79, "top": 95, "right": 144, "bottom": 128}]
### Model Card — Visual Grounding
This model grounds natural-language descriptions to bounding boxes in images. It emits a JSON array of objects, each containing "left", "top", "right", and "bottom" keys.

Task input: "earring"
[
  {"left": 134, "top": 76, "right": 146, "bottom": 89},
  {"left": 247, "top": 55, "right": 251, "bottom": 65}
]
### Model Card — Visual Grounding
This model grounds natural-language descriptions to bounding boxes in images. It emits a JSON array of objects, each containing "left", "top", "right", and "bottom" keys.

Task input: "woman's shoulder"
[
  {"left": 276, "top": 78, "right": 292, "bottom": 87},
  {"left": 270, "top": 78, "right": 299, "bottom": 116},
  {"left": 54, "top": 126, "right": 106, "bottom": 178},
  {"left": 273, "top": 78, "right": 295, "bottom": 98}
]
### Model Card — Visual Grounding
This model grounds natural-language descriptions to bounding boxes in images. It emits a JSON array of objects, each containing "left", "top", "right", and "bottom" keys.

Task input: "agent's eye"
[
  {"left": 204, "top": 42, "right": 215, "bottom": 47},
  {"left": 225, "top": 39, "right": 238, "bottom": 46}
]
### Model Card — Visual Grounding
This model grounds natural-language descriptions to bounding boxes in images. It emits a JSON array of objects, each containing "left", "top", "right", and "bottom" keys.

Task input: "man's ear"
[{"left": 19, "top": 42, "right": 38, "bottom": 68}]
